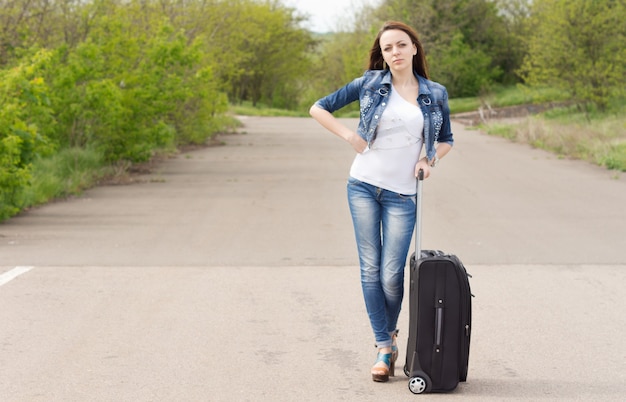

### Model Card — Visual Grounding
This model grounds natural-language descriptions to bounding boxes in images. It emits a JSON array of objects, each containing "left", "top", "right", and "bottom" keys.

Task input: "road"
[{"left": 1, "top": 116, "right": 625, "bottom": 401}]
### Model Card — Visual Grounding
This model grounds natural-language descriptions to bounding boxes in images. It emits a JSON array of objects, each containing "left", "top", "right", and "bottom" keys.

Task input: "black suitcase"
[{"left": 404, "top": 170, "right": 473, "bottom": 394}]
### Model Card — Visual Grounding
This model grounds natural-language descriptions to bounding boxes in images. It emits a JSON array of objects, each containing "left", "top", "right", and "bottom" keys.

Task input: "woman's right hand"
[
  {"left": 347, "top": 132, "right": 368, "bottom": 153},
  {"left": 310, "top": 105, "right": 368, "bottom": 153}
]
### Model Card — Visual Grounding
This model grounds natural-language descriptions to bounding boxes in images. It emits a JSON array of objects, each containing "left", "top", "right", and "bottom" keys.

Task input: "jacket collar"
[
  {"left": 380, "top": 69, "right": 431, "bottom": 96},
  {"left": 416, "top": 75, "right": 432, "bottom": 96}
]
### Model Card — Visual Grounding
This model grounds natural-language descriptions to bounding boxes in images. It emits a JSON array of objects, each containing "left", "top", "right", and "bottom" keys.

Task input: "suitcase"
[{"left": 404, "top": 170, "right": 473, "bottom": 394}]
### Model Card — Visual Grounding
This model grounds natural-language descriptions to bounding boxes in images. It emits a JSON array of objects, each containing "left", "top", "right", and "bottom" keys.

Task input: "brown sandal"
[{"left": 371, "top": 352, "right": 395, "bottom": 382}]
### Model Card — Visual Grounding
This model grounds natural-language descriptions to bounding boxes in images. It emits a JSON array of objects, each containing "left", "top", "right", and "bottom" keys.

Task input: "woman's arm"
[
  {"left": 309, "top": 105, "right": 368, "bottom": 153},
  {"left": 415, "top": 142, "right": 452, "bottom": 179}
]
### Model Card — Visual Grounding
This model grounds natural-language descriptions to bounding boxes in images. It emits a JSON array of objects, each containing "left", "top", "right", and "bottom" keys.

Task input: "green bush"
[
  {"left": 0, "top": 50, "right": 55, "bottom": 220},
  {"left": 46, "top": 18, "right": 179, "bottom": 163},
  {"left": 1, "top": 7, "right": 232, "bottom": 221},
  {"left": 38, "top": 15, "right": 229, "bottom": 164}
]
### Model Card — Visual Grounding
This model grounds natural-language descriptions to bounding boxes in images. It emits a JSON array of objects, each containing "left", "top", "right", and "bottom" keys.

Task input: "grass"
[
  {"left": 231, "top": 102, "right": 309, "bottom": 117},
  {"left": 449, "top": 85, "right": 570, "bottom": 114},
  {"left": 0, "top": 114, "right": 243, "bottom": 222},
  {"left": 235, "top": 86, "right": 566, "bottom": 116},
  {"left": 22, "top": 147, "right": 110, "bottom": 207},
  {"left": 483, "top": 101, "right": 626, "bottom": 172},
  {"left": 231, "top": 100, "right": 362, "bottom": 117}
]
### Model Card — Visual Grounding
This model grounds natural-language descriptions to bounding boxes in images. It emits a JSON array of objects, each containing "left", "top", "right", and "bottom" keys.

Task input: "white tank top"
[{"left": 350, "top": 85, "right": 424, "bottom": 195}]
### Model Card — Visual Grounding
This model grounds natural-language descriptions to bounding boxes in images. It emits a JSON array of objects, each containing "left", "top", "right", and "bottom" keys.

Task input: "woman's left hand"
[{"left": 415, "top": 159, "right": 431, "bottom": 179}]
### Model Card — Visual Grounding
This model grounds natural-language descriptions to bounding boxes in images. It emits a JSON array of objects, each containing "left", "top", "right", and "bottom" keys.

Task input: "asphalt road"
[{"left": 1, "top": 116, "right": 625, "bottom": 401}]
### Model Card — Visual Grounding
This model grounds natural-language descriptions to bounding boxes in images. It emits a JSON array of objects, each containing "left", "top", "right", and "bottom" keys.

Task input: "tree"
[
  {"left": 199, "top": 0, "right": 314, "bottom": 108},
  {"left": 520, "top": 0, "right": 626, "bottom": 110},
  {"left": 362, "top": 0, "right": 515, "bottom": 94},
  {"left": 0, "top": 0, "right": 99, "bottom": 66},
  {"left": 495, "top": 0, "right": 532, "bottom": 84},
  {"left": 430, "top": 32, "right": 500, "bottom": 97}
]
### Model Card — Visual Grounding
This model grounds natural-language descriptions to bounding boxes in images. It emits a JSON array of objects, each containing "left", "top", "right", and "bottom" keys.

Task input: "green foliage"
[
  {"left": 520, "top": 0, "right": 626, "bottom": 111},
  {"left": 231, "top": 102, "right": 309, "bottom": 117},
  {"left": 200, "top": 1, "right": 314, "bottom": 109},
  {"left": 23, "top": 147, "right": 107, "bottom": 206},
  {"left": 485, "top": 101, "right": 626, "bottom": 171},
  {"left": 1, "top": 0, "right": 239, "bottom": 220},
  {"left": 0, "top": 136, "right": 28, "bottom": 219},
  {"left": 0, "top": 50, "right": 55, "bottom": 220},
  {"left": 602, "top": 143, "right": 626, "bottom": 171},
  {"left": 484, "top": 124, "right": 517, "bottom": 140},
  {"left": 3, "top": 0, "right": 625, "bottom": 222},
  {"left": 448, "top": 85, "right": 571, "bottom": 113},
  {"left": 429, "top": 32, "right": 501, "bottom": 97},
  {"left": 304, "top": 31, "right": 373, "bottom": 113},
  {"left": 366, "top": 0, "right": 516, "bottom": 94},
  {"left": 42, "top": 6, "right": 229, "bottom": 162},
  {"left": 47, "top": 16, "right": 158, "bottom": 161}
]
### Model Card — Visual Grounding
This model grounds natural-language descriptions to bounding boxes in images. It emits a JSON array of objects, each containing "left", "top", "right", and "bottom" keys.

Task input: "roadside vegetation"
[
  {"left": 1, "top": 0, "right": 625, "bottom": 221},
  {"left": 482, "top": 101, "right": 626, "bottom": 175}
]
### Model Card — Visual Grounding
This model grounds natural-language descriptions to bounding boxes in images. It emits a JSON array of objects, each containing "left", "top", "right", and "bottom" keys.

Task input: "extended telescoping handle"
[{"left": 414, "top": 169, "right": 424, "bottom": 258}]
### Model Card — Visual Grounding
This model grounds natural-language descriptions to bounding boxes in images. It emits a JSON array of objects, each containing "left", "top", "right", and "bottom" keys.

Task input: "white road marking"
[{"left": 0, "top": 266, "right": 34, "bottom": 287}]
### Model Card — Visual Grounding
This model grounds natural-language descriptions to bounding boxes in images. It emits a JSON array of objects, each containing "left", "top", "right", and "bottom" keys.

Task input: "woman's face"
[{"left": 380, "top": 29, "right": 417, "bottom": 73}]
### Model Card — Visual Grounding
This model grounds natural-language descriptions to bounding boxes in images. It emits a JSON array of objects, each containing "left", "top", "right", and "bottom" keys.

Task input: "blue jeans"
[{"left": 347, "top": 177, "right": 416, "bottom": 348}]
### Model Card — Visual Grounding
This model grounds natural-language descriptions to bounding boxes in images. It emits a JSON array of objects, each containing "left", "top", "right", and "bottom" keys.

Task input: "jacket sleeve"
[
  {"left": 314, "top": 76, "right": 364, "bottom": 113},
  {"left": 437, "top": 87, "right": 454, "bottom": 146}
]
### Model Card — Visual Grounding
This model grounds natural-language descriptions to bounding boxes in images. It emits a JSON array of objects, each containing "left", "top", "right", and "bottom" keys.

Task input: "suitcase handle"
[{"left": 415, "top": 169, "right": 424, "bottom": 258}]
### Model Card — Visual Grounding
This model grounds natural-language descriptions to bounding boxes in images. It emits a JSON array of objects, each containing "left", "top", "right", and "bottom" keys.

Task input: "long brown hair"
[{"left": 368, "top": 21, "right": 429, "bottom": 79}]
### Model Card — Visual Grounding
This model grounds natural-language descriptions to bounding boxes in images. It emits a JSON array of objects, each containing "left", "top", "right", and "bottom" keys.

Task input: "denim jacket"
[{"left": 314, "top": 69, "right": 453, "bottom": 161}]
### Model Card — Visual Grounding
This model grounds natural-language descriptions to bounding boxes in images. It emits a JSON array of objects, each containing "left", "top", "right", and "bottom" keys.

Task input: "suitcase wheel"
[
  {"left": 403, "top": 365, "right": 410, "bottom": 377},
  {"left": 408, "top": 375, "right": 430, "bottom": 394}
]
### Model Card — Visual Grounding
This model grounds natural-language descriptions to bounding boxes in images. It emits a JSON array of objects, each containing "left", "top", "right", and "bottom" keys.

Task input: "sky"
[{"left": 283, "top": 0, "right": 381, "bottom": 33}]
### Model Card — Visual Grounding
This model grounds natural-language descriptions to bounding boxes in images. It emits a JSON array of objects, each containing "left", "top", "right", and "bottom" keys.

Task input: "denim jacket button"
[{"left": 375, "top": 115, "right": 379, "bottom": 119}]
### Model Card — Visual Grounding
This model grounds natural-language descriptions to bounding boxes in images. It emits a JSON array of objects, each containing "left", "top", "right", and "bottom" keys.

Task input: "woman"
[{"left": 309, "top": 21, "right": 454, "bottom": 382}]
